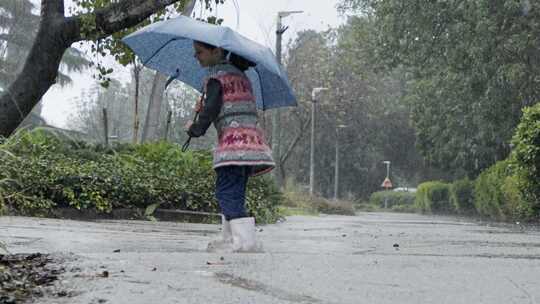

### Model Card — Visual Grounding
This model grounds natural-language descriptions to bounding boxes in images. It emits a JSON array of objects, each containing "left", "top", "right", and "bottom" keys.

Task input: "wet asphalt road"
[{"left": 1, "top": 212, "right": 540, "bottom": 304}]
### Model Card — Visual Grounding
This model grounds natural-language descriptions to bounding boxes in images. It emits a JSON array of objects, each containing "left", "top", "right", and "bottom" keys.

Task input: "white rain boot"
[
  {"left": 207, "top": 217, "right": 233, "bottom": 252},
  {"left": 230, "top": 217, "right": 260, "bottom": 253}
]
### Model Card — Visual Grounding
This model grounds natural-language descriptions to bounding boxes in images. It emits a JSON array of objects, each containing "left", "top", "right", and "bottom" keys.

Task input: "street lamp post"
[
  {"left": 383, "top": 161, "right": 391, "bottom": 179},
  {"left": 334, "top": 124, "right": 347, "bottom": 200},
  {"left": 272, "top": 10, "right": 303, "bottom": 188},
  {"left": 309, "top": 87, "right": 328, "bottom": 196}
]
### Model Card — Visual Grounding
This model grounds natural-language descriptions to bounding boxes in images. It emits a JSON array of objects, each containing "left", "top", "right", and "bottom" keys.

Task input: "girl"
[{"left": 186, "top": 41, "right": 275, "bottom": 252}]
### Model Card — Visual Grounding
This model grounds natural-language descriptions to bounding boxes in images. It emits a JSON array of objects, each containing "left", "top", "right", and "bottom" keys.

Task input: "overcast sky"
[{"left": 41, "top": 0, "right": 345, "bottom": 128}]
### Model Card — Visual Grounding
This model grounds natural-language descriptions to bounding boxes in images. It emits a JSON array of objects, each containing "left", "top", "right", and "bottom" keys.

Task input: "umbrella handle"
[
  {"left": 182, "top": 112, "right": 199, "bottom": 152},
  {"left": 182, "top": 136, "right": 192, "bottom": 152},
  {"left": 182, "top": 92, "right": 206, "bottom": 153}
]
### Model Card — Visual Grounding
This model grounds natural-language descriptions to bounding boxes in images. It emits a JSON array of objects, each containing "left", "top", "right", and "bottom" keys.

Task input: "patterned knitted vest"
[{"left": 206, "top": 63, "right": 275, "bottom": 176}]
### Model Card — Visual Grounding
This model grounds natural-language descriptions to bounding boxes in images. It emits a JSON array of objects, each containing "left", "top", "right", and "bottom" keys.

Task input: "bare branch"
[
  {"left": 65, "top": 0, "right": 184, "bottom": 42},
  {"left": 280, "top": 115, "right": 311, "bottom": 165}
]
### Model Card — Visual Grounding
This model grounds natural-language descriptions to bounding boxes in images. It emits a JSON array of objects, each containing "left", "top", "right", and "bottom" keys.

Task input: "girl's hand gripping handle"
[{"left": 182, "top": 94, "right": 205, "bottom": 152}]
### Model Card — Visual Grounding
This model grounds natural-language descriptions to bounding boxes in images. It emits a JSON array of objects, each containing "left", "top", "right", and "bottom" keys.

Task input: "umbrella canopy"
[{"left": 122, "top": 16, "right": 297, "bottom": 110}]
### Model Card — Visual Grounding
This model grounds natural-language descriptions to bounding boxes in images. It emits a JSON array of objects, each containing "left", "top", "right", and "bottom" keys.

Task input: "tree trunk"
[
  {"left": 141, "top": 72, "right": 167, "bottom": 143},
  {"left": 0, "top": 0, "right": 184, "bottom": 137}
]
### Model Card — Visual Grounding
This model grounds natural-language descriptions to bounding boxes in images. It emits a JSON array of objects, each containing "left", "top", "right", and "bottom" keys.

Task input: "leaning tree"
[{"left": 0, "top": 0, "right": 220, "bottom": 137}]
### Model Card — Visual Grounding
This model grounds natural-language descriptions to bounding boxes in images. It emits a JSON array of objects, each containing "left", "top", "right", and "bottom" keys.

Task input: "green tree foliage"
[
  {"left": 70, "top": 0, "right": 225, "bottom": 87},
  {"left": 338, "top": 0, "right": 540, "bottom": 176},
  {"left": 511, "top": 102, "right": 540, "bottom": 212},
  {"left": 283, "top": 20, "right": 435, "bottom": 200}
]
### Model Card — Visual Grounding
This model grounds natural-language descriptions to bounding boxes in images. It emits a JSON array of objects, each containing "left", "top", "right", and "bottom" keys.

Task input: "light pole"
[
  {"left": 272, "top": 10, "right": 303, "bottom": 188},
  {"left": 334, "top": 124, "right": 347, "bottom": 200},
  {"left": 383, "top": 161, "right": 391, "bottom": 179},
  {"left": 309, "top": 87, "right": 328, "bottom": 196}
]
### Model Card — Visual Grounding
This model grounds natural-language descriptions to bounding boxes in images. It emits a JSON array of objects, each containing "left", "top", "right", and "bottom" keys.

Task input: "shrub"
[
  {"left": 511, "top": 102, "right": 540, "bottom": 214},
  {"left": 415, "top": 181, "right": 452, "bottom": 213},
  {"left": 474, "top": 160, "right": 510, "bottom": 220},
  {"left": 501, "top": 173, "right": 535, "bottom": 221},
  {"left": 245, "top": 175, "right": 284, "bottom": 223},
  {"left": 0, "top": 130, "right": 283, "bottom": 223},
  {"left": 369, "top": 191, "right": 415, "bottom": 209},
  {"left": 473, "top": 161, "right": 536, "bottom": 222},
  {"left": 449, "top": 178, "right": 475, "bottom": 214}
]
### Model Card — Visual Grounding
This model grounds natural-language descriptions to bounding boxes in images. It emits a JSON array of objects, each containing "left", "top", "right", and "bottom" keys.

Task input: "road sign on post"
[
  {"left": 381, "top": 177, "right": 393, "bottom": 189},
  {"left": 381, "top": 177, "right": 393, "bottom": 209}
]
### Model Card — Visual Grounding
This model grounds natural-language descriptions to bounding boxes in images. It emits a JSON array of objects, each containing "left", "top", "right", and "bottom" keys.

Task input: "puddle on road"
[
  {"left": 351, "top": 221, "right": 474, "bottom": 227},
  {"left": 352, "top": 251, "right": 540, "bottom": 260},
  {"left": 427, "top": 240, "right": 540, "bottom": 248},
  {"left": 401, "top": 252, "right": 540, "bottom": 260},
  {"left": 467, "top": 229, "right": 523, "bottom": 234},
  {"left": 214, "top": 272, "right": 325, "bottom": 304},
  {"left": 288, "top": 227, "right": 343, "bottom": 232},
  {"left": 131, "top": 228, "right": 217, "bottom": 236},
  {"left": 466, "top": 229, "right": 531, "bottom": 235}
]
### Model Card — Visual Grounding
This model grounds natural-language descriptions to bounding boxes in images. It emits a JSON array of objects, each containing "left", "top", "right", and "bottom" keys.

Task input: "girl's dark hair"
[
  {"left": 228, "top": 53, "right": 255, "bottom": 72},
  {"left": 194, "top": 40, "right": 255, "bottom": 71}
]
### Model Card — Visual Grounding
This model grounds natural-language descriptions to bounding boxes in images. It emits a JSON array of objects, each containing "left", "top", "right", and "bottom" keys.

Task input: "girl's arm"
[{"left": 187, "top": 79, "right": 223, "bottom": 137}]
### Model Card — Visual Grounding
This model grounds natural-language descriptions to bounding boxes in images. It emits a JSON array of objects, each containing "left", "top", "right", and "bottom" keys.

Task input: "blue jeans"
[{"left": 215, "top": 166, "right": 251, "bottom": 221}]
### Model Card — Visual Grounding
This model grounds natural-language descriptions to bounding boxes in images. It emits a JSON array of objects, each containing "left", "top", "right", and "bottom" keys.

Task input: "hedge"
[
  {"left": 474, "top": 160, "right": 535, "bottom": 221},
  {"left": 415, "top": 181, "right": 452, "bottom": 213},
  {"left": 449, "top": 178, "right": 475, "bottom": 214},
  {"left": 0, "top": 129, "right": 283, "bottom": 223}
]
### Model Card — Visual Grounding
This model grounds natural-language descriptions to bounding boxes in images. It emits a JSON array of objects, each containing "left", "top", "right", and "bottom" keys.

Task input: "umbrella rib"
[
  {"left": 165, "top": 69, "right": 180, "bottom": 89},
  {"left": 255, "top": 68, "right": 266, "bottom": 110},
  {"left": 142, "top": 37, "right": 179, "bottom": 66}
]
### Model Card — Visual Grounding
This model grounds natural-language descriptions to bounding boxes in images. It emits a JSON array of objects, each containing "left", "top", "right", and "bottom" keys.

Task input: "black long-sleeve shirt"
[{"left": 187, "top": 79, "right": 223, "bottom": 137}]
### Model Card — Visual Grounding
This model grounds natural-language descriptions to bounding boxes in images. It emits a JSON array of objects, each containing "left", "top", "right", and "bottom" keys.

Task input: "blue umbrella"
[{"left": 122, "top": 15, "right": 297, "bottom": 110}]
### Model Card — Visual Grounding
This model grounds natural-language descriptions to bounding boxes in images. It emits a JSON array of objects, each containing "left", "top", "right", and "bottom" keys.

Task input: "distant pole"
[
  {"left": 309, "top": 87, "right": 328, "bottom": 196},
  {"left": 132, "top": 60, "right": 142, "bottom": 144},
  {"left": 164, "top": 110, "right": 172, "bottom": 141},
  {"left": 309, "top": 95, "right": 316, "bottom": 196},
  {"left": 272, "top": 13, "right": 282, "bottom": 186},
  {"left": 334, "top": 125, "right": 347, "bottom": 200},
  {"left": 334, "top": 130, "right": 339, "bottom": 200},
  {"left": 102, "top": 108, "right": 108, "bottom": 146},
  {"left": 383, "top": 161, "right": 391, "bottom": 179}
]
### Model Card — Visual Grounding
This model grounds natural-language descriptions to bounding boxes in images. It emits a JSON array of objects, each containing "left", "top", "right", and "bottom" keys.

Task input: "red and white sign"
[{"left": 381, "top": 177, "right": 393, "bottom": 189}]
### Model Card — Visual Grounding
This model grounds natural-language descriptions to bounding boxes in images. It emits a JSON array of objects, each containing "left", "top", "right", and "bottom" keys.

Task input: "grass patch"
[
  {"left": 283, "top": 190, "right": 355, "bottom": 216},
  {"left": 278, "top": 206, "right": 319, "bottom": 217}
]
